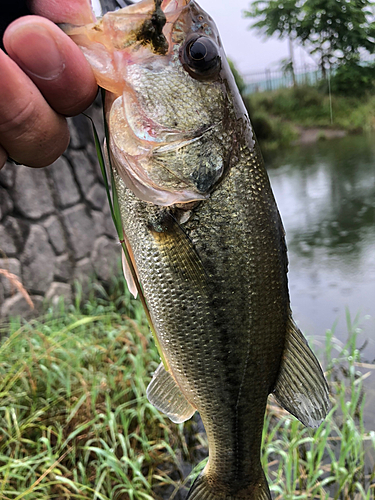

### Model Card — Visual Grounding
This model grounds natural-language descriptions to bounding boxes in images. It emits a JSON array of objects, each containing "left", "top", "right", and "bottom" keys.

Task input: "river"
[{"left": 267, "top": 132, "right": 375, "bottom": 428}]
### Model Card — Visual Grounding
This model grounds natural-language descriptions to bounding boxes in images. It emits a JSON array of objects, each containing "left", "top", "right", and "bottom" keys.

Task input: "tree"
[
  {"left": 244, "top": 0, "right": 375, "bottom": 76},
  {"left": 228, "top": 58, "right": 247, "bottom": 95}
]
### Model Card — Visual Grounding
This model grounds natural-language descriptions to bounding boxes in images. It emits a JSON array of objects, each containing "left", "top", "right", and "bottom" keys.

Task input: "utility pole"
[{"left": 288, "top": 36, "right": 297, "bottom": 87}]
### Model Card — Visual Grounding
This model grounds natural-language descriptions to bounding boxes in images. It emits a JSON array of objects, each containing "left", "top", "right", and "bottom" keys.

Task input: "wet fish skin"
[
  {"left": 114, "top": 142, "right": 289, "bottom": 497},
  {"left": 63, "top": 1, "right": 330, "bottom": 498}
]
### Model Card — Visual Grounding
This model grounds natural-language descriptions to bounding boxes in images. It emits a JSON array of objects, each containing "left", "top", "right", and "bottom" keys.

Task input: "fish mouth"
[{"left": 65, "top": 0, "right": 192, "bottom": 52}]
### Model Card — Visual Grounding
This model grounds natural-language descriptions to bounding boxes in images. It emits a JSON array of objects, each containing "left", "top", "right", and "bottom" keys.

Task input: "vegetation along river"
[{"left": 267, "top": 132, "right": 375, "bottom": 428}]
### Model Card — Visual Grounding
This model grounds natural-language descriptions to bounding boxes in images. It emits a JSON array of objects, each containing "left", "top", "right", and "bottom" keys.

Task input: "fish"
[{"left": 64, "top": 1, "right": 330, "bottom": 498}]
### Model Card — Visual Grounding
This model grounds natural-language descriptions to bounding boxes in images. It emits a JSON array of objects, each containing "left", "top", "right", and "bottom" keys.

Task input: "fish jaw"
[{"left": 63, "top": 0, "right": 194, "bottom": 71}]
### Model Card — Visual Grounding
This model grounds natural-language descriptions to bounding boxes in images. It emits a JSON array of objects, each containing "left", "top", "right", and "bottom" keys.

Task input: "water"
[{"left": 267, "top": 133, "right": 375, "bottom": 428}]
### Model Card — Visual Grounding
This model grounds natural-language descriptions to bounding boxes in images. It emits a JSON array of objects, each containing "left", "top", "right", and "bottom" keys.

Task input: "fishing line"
[{"left": 327, "top": 68, "right": 333, "bottom": 125}]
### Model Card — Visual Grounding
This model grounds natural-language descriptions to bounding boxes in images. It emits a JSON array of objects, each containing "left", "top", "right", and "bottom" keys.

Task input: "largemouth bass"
[{"left": 65, "top": 1, "right": 330, "bottom": 498}]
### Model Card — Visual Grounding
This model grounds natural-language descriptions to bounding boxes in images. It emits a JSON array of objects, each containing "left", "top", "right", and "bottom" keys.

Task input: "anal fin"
[
  {"left": 146, "top": 363, "right": 196, "bottom": 424},
  {"left": 274, "top": 319, "right": 330, "bottom": 428}
]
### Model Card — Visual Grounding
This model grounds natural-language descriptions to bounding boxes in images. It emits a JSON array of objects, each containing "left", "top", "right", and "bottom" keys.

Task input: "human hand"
[{"left": 0, "top": 0, "right": 98, "bottom": 170}]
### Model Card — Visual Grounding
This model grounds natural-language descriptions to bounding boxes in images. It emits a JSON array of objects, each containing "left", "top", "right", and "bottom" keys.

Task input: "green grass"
[
  {"left": 0, "top": 278, "right": 374, "bottom": 499},
  {"left": 261, "top": 311, "right": 375, "bottom": 499},
  {"left": 246, "top": 86, "right": 375, "bottom": 148},
  {"left": 0, "top": 283, "right": 196, "bottom": 500}
]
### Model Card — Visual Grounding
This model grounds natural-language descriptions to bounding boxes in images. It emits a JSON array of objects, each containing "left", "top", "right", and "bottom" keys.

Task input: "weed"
[
  {"left": 0, "top": 293, "right": 193, "bottom": 499},
  {"left": 0, "top": 268, "right": 34, "bottom": 310},
  {"left": 248, "top": 87, "right": 375, "bottom": 136},
  {"left": 0, "top": 288, "right": 373, "bottom": 498}
]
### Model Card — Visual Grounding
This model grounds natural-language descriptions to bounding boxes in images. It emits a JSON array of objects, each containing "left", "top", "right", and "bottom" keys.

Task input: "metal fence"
[
  {"left": 243, "top": 64, "right": 324, "bottom": 94},
  {"left": 243, "top": 54, "right": 375, "bottom": 94}
]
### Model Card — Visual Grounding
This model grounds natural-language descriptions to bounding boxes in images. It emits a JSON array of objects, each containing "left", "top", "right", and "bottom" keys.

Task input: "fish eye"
[{"left": 180, "top": 35, "right": 221, "bottom": 80}]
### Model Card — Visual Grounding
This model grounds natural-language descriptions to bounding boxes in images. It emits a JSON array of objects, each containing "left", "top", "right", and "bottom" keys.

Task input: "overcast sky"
[
  {"left": 197, "top": 0, "right": 317, "bottom": 75},
  {"left": 199, "top": 0, "right": 289, "bottom": 74}
]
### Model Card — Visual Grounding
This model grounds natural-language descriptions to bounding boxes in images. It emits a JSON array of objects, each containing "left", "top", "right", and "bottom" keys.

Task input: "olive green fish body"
[{"left": 115, "top": 143, "right": 288, "bottom": 495}]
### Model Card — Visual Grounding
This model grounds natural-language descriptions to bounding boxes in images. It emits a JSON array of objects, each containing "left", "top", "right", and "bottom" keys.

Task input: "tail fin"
[{"left": 186, "top": 468, "right": 271, "bottom": 500}]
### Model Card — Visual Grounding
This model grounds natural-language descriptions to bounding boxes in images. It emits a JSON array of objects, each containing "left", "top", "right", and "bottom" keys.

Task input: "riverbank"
[
  {"left": 0, "top": 276, "right": 373, "bottom": 499},
  {"left": 293, "top": 126, "right": 347, "bottom": 144},
  {"left": 246, "top": 86, "right": 375, "bottom": 154}
]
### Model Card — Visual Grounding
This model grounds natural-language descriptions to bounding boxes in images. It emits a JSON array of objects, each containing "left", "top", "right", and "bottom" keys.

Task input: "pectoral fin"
[
  {"left": 273, "top": 319, "right": 330, "bottom": 428},
  {"left": 146, "top": 363, "right": 196, "bottom": 424},
  {"left": 150, "top": 211, "right": 207, "bottom": 289}
]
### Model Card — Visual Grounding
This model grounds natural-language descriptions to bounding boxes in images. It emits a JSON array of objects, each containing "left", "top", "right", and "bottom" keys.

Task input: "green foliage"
[
  {"left": 262, "top": 312, "right": 375, "bottom": 498},
  {"left": 251, "top": 112, "right": 274, "bottom": 139},
  {"left": 249, "top": 86, "right": 332, "bottom": 125},
  {"left": 225, "top": 60, "right": 298, "bottom": 154},
  {"left": 249, "top": 110, "right": 298, "bottom": 155},
  {"left": 245, "top": 0, "right": 299, "bottom": 38},
  {"left": 244, "top": 0, "right": 375, "bottom": 71},
  {"left": 298, "top": 0, "right": 375, "bottom": 68},
  {"left": 0, "top": 286, "right": 199, "bottom": 499},
  {"left": 330, "top": 62, "right": 375, "bottom": 96},
  {"left": 248, "top": 86, "right": 375, "bottom": 132},
  {"left": 228, "top": 58, "right": 246, "bottom": 96}
]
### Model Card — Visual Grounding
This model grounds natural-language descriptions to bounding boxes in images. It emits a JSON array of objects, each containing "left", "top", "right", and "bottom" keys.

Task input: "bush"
[
  {"left": 292, "top": 86, "right": 323, "bottom": 108},
  {"left": 228, "top": 58, "right": 246, "bottom": 96},
  {"left": 249, "top": 111, "right": 298, "bottom": 155},
  {"left": 330, "top": 62, "right": 375, "bottom": 95},
  {"left": 247, "top": 85, "right": 375, "bottom": 132},
  {"left": 251, "top": 112, "right": 274, "bottom": 140}
]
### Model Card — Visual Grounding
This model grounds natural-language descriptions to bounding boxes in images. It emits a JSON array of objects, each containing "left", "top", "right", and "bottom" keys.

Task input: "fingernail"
[{"left": 6, "top": 24, "right": 65, "bottom": 80}]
